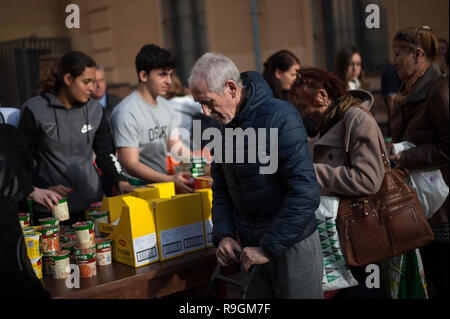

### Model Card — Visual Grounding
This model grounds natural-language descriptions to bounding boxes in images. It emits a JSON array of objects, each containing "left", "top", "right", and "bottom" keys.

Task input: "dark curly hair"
[
  {"left": 291, "top": 67, "right": 347, "bottom": 107},
  {"left": 40, "top": 51, "right": 96, "bottom": 94},
  {"left": 135, "top": 44, "right": 177, "bottom": 82}
]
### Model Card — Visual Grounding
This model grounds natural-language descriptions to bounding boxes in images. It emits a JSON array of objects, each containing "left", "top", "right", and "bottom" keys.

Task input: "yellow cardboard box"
[
  {"left": 131, "top": 187, "right": 160, "bottom": 201},
  {"left": 98, "top": 196, "right": 159, "bottom": 267},
  {"left": 172, "top": 193, "right": 206, "bottom": 253},
  {"left": 151, "top": 193, "right": 205, "bottom": 261},
  {"left": 150, "top": 182, "right": 176, "bottom": 198},
  {"left": 196, "top": 189, "right": 214, "bottom": 247}
]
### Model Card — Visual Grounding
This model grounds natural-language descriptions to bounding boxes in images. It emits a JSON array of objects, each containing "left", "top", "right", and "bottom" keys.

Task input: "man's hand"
[
  {"left": 172, "top": 171, "right": 194, "bottom": 194},
  {"left": 118, "top": 180, "right": 137, "bottom": 194},
  {"left": 240, "top": 247, "right": 270, "bottom": 272},
  {"left": 29, "top": 187, "right": 62, "bottom": 210},
  {"left": 48, "top": 184, "right": 73, "bottom": 197},
  {"left": 216, "top": 237, "right": 242, "bottom": 267}
]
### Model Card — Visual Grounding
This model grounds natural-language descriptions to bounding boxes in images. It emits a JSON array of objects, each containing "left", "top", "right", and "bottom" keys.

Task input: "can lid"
[
  {"left": 91, "top": 210, "right": 109, "bottom": 219},
  {"left": 52, "top": 250, "right": 71, "bottom": 260},
  {"left": 58, "top": 198, "right": 68, "bottom": 204},
  {"left": 36, "top": 225, "right": 59, "bottom": 236},
  {"left": 72, "top": 221, "right": 94, "bottom": 230},
  {"left": 43, "top": 251, "right": 57, "bottom": 257},
  {"left": 95, "top": 237, "right": 112, "bottom": 249},
  {"left": 39, "top": 217, "right": 59, "bottom": 224}
]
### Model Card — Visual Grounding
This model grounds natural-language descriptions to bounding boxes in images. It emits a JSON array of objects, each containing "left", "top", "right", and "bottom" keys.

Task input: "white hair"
[{"left": 188, "top": 52, "right": 242, "bottom": 95}]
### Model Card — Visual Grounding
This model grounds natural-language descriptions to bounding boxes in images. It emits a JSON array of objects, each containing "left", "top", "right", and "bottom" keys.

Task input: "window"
[{"left": 160, "top": 0, "right": 208, "bottom": 85}]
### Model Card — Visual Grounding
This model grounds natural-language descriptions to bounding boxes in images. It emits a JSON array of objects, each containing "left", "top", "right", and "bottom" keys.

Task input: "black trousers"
[
  {"left": 420, "top": 242, "right": 449, "bottom": 299},
  {"left": 333, "top": 264, "right": 381, "bottom": 299}
]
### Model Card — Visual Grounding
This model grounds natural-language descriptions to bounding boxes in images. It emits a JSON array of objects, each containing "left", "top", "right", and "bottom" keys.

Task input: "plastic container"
[
  {"left": 51, "top": 250, "right": 71, "bottom": 279},
  {"left": 91, "top": 211, "right": 109, "bottom": 237},
  {"left": 39, "top": 217, "right": 60, "bottom": 232},
  {"left": 72, "top": 221, "right": 95, "bottom": 249},
  {"left": 95, "top": 238, "right": 112, "bottom": 266},
  {"left": 18, "top": 213, "right": 31, "bottom": 228},
  {"left": 43, "top": 251, "right": 57, "bottom": 276},
  {"left": 52, "top": 198, "right": 70, "bottom": 221},
  {"left": 75, "top": 249, "right": 97, "bottom": 278},
  {"left": 30, "top": 255, "right": 43, "bottom": 279},
  {"left": 24, "top": 231, "right": 41, "bottom": 259},
  {"left": 37, "top": 225, "right": 60, "bottom": 253}
]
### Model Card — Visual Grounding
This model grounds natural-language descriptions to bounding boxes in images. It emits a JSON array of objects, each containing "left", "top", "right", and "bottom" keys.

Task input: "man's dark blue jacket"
[{"left": 211, "top": 71, "right": 320, "bottom": 258}]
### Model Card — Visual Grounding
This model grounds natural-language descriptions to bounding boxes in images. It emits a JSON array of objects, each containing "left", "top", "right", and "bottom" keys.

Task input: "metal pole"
[{"left": 250, "top": 0, "right": 262, "bottom": 73}]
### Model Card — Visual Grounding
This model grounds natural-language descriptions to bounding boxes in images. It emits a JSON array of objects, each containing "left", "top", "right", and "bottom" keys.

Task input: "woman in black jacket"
[{"left": 18, "top": 51, "right": 134, "bottom": 224}]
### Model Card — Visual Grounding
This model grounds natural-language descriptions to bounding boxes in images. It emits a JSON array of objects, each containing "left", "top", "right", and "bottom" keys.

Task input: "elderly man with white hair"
[{"left": 189, "top": 53, "right": 323, "bottom": 299}]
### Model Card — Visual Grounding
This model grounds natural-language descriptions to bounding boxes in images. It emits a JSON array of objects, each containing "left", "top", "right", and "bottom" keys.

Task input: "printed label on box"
[
  {"left": 159, "top": 226, "right": 184, "bottom": 259},
  {"left": 182, "top": 221, "right": 205, "bottom": 253},
  {"left": 204, "top": 219, "right": 213, "bottom": 247},
  {"left": 133, "top": 232, "right": 159, "bottom": 267}
]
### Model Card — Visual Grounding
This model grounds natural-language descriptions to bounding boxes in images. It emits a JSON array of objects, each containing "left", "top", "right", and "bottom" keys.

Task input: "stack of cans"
[{"left": 191, "top": 157, "right": 207, "bottom": 178}]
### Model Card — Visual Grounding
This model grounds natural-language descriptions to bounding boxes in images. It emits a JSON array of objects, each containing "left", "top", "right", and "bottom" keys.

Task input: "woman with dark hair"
[
  {"left": 389, "top": 26, "right": 449, "bottom": 299},
  {"left": 291, "top": 68, "right": 385, "bottom": 299},
  {"left": 335, "top": 46, "right": 367, "bottom": 91},
  {"left": 18, "top": 51, "right": 134, "bottom": 224},
  {"left": 262, "top": 50, "right": 301, "bottom": 101}
]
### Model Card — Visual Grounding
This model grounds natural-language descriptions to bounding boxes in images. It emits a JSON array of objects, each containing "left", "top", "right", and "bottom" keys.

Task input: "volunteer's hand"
[
  {"left": 48, "top": 184, "right": 73, "bottom": 197},
  {"left": 118, "top": 180, "right": 137, "bottom": 194},
  {"left": 217, "top": 237, "right": 242, "bottom": 267},
  {"left": 172, "top": 171, "right": 194, "bottom": 194},
  {"left": 29, "top": 187, "right": 62, "bottom": 210},
  {"left": 240, "top": 247, "right": 270, "bottom": 272}
]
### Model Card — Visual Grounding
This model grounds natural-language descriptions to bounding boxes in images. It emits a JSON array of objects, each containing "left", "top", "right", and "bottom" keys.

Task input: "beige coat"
[{"left": 311, "top": 90, "right": 386, "bottom": 197}]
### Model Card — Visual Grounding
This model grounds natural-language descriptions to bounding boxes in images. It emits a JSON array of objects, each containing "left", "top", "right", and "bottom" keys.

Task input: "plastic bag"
[
  {"left": 391, "top": 141, "right": 449, "bottom": 219},
  {"left": 315, "top": 196, "right": 358, "bottom": 291}
]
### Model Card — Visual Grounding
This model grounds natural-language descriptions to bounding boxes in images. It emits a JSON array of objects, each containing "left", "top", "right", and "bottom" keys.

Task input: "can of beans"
[
  {"left": 75, "top": 248, "right": 97, "bottom": 279},
  {"left": 73, "top": 221, "right": 95, "bottom": 249},
  {"left": 51, "top": 250, "right": 71, "bottom": 279},
  {"left": 39, "top": 217, "right": 60, "bottom": 232},
  {"left": 52, "top": 198, "right": 70, "bottom": 222},
  {"left": 91, "top": 211, "right": 109, "bottom": 237},
  {"left": 95, "top": 238, "right": 112, "bottom": 266},
  {"left": 43, "top": 251, "right": 57, "bottom": 276},
  {"left": 37, "top": 225, "right": 60, "bottom": 253}
]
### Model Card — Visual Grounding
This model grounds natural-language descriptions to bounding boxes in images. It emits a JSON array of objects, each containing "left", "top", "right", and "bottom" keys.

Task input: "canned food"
[
  {"left": 73, "top": 221, "right": 95, "bottom": 249},
  {"left": 95, "top": 238, "right": 112, "bottom": 266},
  {"left": 91, "top": 211, "right": 109, "bottom": 237},
  {"left": 77, "top": 257, "right": 97, "bottom": 279},
  {"left": 22, "top": 227, "right": 35, "bottom": 235},
  {"left": 51, "top": 250, "right": 71, "bottom": 279},
  {"left": 43, "top": 251, "right": 57, "bottom": 276},
  {"left": 37, "top": 225, "right": 60, "bottom": 253},
  {"left": 24, "top": 231, "right": 41, "bottom": 259},
  {"left": 39, "top": 217, "right": 60, "bottom": 232},
  {"left": 18, "top": 213, "right": 31, "bottom": 228},
  {"left": 52, "top": 198, "right": 70, "bottom": 222},
  {"left": 30, "top": 255, "right": 43, "bottom": 279}
]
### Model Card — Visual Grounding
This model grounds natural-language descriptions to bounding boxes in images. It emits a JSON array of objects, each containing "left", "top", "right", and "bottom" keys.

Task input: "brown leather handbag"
[{"left": 336, "top": 107, "right": 434, "bottom": 267}]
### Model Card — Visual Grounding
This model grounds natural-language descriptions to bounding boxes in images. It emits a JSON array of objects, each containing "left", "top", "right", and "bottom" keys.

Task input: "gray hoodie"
[{"left": 19, "top": 92, "right": 125, "bottom": 215}]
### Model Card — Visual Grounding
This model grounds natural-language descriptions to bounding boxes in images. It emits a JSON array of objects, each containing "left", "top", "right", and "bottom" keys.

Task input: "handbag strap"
[{"left": 343, "top": 105, "right": 391, "bottom": 174}]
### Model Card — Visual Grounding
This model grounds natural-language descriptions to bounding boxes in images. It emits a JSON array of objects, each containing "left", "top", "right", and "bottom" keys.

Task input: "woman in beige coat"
[{"left": 290, "top": 68, "right": 386, "bottom": 299}]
